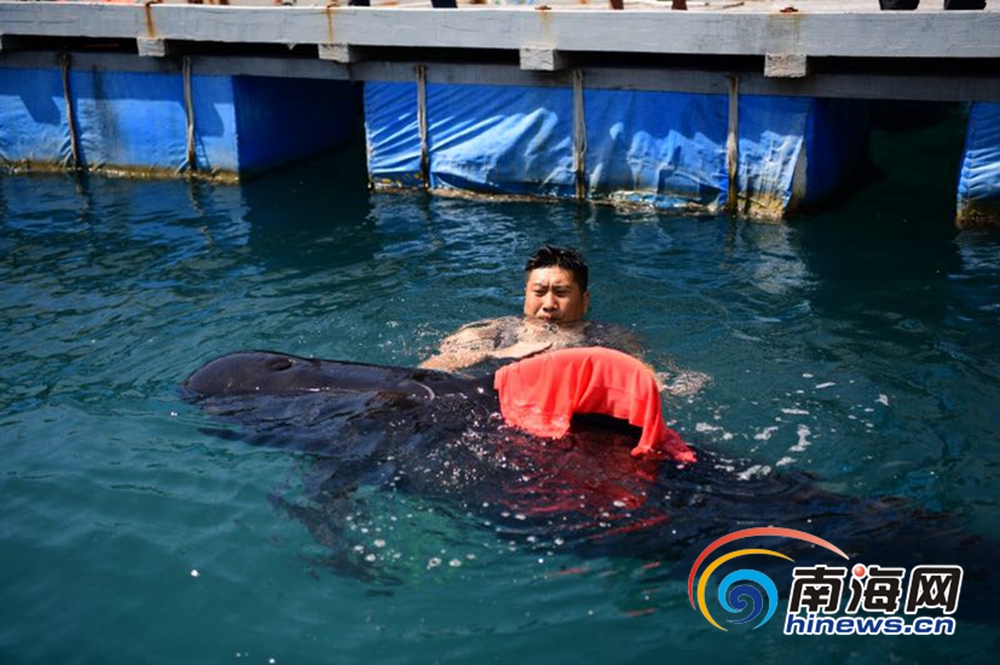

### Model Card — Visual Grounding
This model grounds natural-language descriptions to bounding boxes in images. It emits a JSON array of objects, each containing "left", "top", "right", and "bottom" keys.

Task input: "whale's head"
[
  {"left": 182, "top": 351, "right": 345, "bottom": 398},
  {"left": 181, "top": 351, "right": 454, "bottom": 402}
]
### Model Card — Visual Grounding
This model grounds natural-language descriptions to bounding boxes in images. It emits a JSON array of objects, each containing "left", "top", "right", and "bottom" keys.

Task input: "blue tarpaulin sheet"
[
  {"left": 70, "top": 69, "right": 192, "bottom": 172},
  {"left": 1, "top": 67, "right": 358, "bottom": 176},
  {"left": 364, "top": 81, "right": 423, "bottom": 188},
  {"left": 584, "top": 89, "right": 727, "bottom": 209},
  {"left": 737, "top": 95, "right": 808, "bottom": 214},
  {"left": 364, "top": 81, "right": 868, "bottom": 217},
  {"left": 427, "top": 83, "right": 575, "bottom": 197},
  {"left": 958, "top": 102, "right": 1000, "bottom": 222},
  {"left": 365, "top": 82, "right": 575, "bottom": 195},
  {"left": 0, "top": 67, "right": 74, "bottom": 166},
  {"left": 192, "top": 75, "right": 239, "bottom": 173}
]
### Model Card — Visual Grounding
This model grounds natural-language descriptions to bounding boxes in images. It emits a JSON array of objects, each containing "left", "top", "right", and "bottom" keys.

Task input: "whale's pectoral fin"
[{"left": 268, "top": 487, "right": 401, "bottom": 585}]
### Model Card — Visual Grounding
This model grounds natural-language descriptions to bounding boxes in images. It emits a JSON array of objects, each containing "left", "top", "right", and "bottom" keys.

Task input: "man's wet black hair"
[{"left": 524, "top": 245, "right": 589, "bottom": 293}]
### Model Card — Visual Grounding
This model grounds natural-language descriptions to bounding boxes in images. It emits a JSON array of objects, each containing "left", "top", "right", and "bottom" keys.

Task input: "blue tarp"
[
  {"left": 70, "top": 69, "right": 192, "bottom": 172},
  {"left": 0, "top": 67, "right": 74, "bottom": 166},
  {"left": 958, "top": 102, "right": 1000, "bottom": 224},
  {"left": 1, "top": 67, "right": 359, "bottom": 176},
  {"left": 363, "top": 81, "right": 869, "bottom": 218},
  {"left": 365, "top": 82, "right": 575, "bottom": 195},
  {"left": 192, "top": 75, "right": 239, "bottom": 173},
  {"left": 427, "top": 83, "right": 575, "bottom": 197},
  {"left": 364, "top": 81, "right": 424, "bottom": 188},
  {"left": 737, "top": 95, "right": 809, "bottom": 213},
  {"left": 584, "top": 89, "right": 727, "bottom": 209}
]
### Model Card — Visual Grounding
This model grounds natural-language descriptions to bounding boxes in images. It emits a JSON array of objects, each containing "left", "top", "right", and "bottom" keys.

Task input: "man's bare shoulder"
[
  {"left": 419, "top": 316, "right": 522, "bottom": 371},
  {"left": 454, "top": 316, "right": 519, "bottom": 334}
]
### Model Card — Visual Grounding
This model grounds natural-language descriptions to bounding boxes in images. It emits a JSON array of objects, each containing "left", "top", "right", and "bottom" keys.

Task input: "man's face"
[{"left": 523, "top": 266, "right": 590, "bottom": 324}]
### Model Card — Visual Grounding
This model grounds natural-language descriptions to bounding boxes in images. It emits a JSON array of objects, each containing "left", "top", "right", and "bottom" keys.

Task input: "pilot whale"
[{"left": 183, "top": 350, "right": 995, "bottom": 617}]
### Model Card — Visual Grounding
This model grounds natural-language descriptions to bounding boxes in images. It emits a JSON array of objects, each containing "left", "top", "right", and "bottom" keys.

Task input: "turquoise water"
[{"left": 2, "top": 123, "right": 999, "bottom": 663}]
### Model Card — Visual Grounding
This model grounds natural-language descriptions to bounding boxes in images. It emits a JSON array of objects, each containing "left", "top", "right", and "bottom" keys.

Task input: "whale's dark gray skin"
[
  {"left": 183, "top": 351, "right": 996, "bottom": 618},
  {"left": 183, "top": 351, "right": 498, "bottom": 460}
]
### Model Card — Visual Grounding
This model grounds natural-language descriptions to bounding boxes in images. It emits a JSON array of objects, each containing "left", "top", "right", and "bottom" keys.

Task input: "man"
[
  {"left": 420, "top": 245, "right": 601, "bottom": 372},
  {"left": 420, "top": 245, "right": 708, "bottom": 397}
]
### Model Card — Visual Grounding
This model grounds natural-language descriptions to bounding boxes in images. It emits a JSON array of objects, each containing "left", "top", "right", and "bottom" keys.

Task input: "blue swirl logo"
[
  {"left": 718, "top": 569, "right": 779, "bottom": 627},
  {"left": 688, "top": 527, "right": 848, "bottom": 631}
]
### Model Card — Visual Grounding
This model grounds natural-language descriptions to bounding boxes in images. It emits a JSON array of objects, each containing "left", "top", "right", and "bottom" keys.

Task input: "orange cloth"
[{"left": 493, "top": 347, "right": 696, "bottom": 462}]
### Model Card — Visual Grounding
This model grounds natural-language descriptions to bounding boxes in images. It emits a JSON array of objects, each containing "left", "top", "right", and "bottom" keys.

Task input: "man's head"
[{"left": 523, "top": 245, "right": 590, "bottom": 323}]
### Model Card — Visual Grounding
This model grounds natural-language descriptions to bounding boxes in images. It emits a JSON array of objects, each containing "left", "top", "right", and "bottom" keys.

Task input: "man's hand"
[{"left": 657, "top": 370, "right": 711, "bottom": 397}]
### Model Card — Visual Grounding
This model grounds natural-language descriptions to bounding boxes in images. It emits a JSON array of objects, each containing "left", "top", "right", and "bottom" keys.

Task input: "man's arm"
[
  {"left": 419, "top": 320, "right": 499, "bottom": 372},
  {"left": 419, "top": 318, "right": 551, "bottom": 372}
]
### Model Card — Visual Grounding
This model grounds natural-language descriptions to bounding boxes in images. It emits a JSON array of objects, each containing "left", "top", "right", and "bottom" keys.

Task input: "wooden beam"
[
  {"left": 519, "top": 47, "right": 567, "bottom": 72},
  {"left": 2, "top": 50, "right": 999, "bottom": 103},
  {"left": 319, "top": 43, "right": 363, "bottom": 63},
  {"left": 765, "top": 53, "right": 808, "bottom": 79},
  {"left": 0, "top": 5, "right": 998, "bottom": 59},
  {"left": 137, "top": 37, "right": 173, "bottom": 58}
]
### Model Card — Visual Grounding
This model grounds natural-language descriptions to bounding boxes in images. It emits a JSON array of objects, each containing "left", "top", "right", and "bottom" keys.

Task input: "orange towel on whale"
[{"left": 493, "top": 347, "right": 696, "bottom": 463}]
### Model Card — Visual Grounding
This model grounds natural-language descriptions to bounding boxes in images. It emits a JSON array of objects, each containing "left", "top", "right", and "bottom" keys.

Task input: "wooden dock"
[
  {"left": 2, "top": 1, "right": 998, "bottom": 225},
  {"left": 1, "top": 1, "right": 999, "bottom": 101}
]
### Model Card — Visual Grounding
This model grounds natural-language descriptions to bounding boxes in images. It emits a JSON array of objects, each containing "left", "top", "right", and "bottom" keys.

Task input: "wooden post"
[
  {"left": 416, "top": 64, "right": 429, "bottom": 187},
  {"left": 59, "top": 53, "right": 80, "bottom": 170},
  {"left": 183, "top": 56, "right": 197, "bottom": 173},
  {"left": 573, "top": 70, "right": 587, "bottom": 201},
  {"left": 726, "top": 74, "right": 740, "bottom": 216}
]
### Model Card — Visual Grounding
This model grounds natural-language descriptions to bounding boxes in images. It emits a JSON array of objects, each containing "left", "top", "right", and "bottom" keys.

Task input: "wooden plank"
[
  {"left": 520, "top": 47, "right": 568, "bottom": 72},
  {"left": 764, "top": 53, "right": 808, "bottom": 79},
  {"left": 0, "top": 4, "right": 999, "bottom": 59},
  {"left": 2, "top": 50, "right": 999, "bottom": 102},
  {"left": 319, "top": 43, "right": 362, "bottom": 63},
  {"left": 137, "top": 37, "right": 172, "bottom": 58}
]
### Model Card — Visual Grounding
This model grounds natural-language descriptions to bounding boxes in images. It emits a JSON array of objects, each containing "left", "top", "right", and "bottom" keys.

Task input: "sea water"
[{"left": 2, "top": 116, "right": 999, "bottom": 663}]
